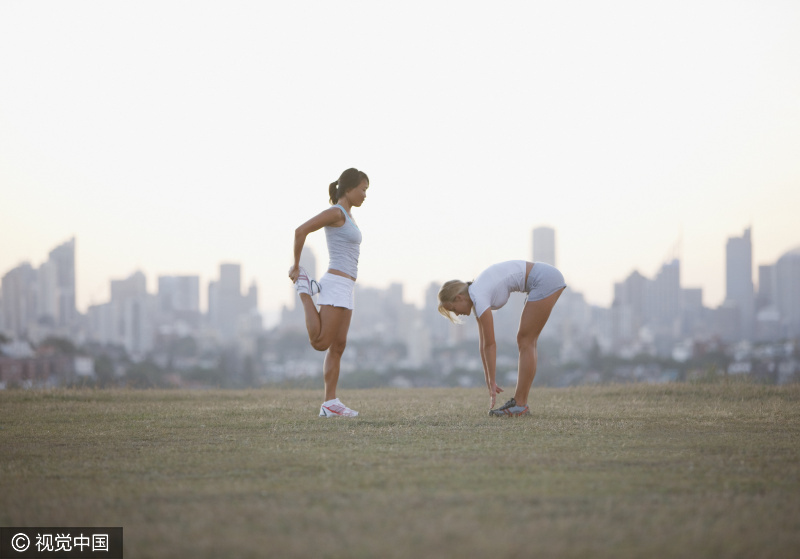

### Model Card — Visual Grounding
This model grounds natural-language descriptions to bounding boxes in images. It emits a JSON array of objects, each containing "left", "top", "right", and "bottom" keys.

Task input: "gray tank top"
[{"left": 324, "top": 204, "right": 362, "bottom": 278}]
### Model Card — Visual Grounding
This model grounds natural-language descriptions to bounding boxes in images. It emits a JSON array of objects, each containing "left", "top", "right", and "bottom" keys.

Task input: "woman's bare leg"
[
  {"left": 322, "top": 306, "right": 353, "bottom": 401},
  {"left": 298, "top": 293, "right": 322, "bottom": 343},
  {"left": 297, "top": 294, "right": 353, "bottom": 402},
  {"left": 299, "top": 295, "right": 352, "bottom": 352},
  {"left": 515, "top": 288, "right": 564, "bottom": 406}
]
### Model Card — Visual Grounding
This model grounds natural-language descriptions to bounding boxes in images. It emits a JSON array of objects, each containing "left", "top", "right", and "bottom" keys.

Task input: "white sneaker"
[
  {"left": 295, "top": 266, "right": 321, "bottom": 296},
  {"left": 319, "top": 398, "right": 359, "bottom": 418}
]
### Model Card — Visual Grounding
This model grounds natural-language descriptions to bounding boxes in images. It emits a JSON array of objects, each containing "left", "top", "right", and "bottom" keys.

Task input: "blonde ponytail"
[{"left": 437, "top": 280, "right": 471, "bottom": 323}]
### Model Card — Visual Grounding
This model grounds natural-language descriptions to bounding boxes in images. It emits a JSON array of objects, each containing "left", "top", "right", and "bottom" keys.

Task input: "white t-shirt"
[{"left": 468, "top": 260, "right": 527, "bottom": 317}]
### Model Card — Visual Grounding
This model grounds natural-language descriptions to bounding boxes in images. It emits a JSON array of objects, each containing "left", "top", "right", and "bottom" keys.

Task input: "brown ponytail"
[
  {"left": 329, "top": 180, "right": 340, "bottom": 204},
  {"left": 329, "top": 168, "right": 369, "bottom": 204}
]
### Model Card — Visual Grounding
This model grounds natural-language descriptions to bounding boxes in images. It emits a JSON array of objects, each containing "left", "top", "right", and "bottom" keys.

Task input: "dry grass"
[{"left": 2, "top": 382, "right": 799, "bottom": 558}]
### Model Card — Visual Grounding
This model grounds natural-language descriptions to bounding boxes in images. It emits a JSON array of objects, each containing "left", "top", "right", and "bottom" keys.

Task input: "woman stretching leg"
[{"left": 289, "top": 168, "right": 369, "bottom": 417}]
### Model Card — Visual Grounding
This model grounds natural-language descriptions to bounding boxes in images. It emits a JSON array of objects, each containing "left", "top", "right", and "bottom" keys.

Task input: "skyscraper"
[
  {"left": 158, "top": 276, "right": 200, "bottom": 315},
  {"left": 47, "top": 237, "right": 76, "bottom": 328},
  {"left": 158, "top": 275, "right": 201, "bottom": 330},
  {"left": 1, "top": 263, "right": 38, "bottom": 338},
  {"left": 725, "top": 227, "right": 755, "bottom": 340},
  {"left": 647, "top": 259, "right": 682, "bottom": 352},
  {"left": 757, "top": 264, "right": 777, "bottom": 310},
  {"left": 218, "top": 263, "right": 242, "bottom": 340},
  {"left": 424, "top": 281, "right": 450, "bottom": 345},
  {"left": 611, "top": 270, "right": 647, "bottom": 350},
  {"left": 209, "top": 263, "right": 260, "bottom": 341},
  {"left": 0, "top": 238, "right": 76, "bottom": 338},
  {"left": 86, "top": 270, "right": 154, "bottom": 355},
  {"left": 111, "top": 271, "right": 153, "bottom": 356},
  {"left": 532, "top": 226, "right": 556, "bottom": 266},
  {"left": 776, "top": 247, "right": 800, "bottom": 338}
]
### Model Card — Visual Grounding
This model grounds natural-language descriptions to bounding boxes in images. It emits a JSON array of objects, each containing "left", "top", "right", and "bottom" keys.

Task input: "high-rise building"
[
  {"left": 725, "top": 227, "right": 755, "bottom": 341},
  {"left": 218, "top": 263, "right": 242, "bottom": 340},
  {"left": 207, "top": 280, "right": 219, "bottom": 328},
  {"left": 209, "top": 263, "right": 260, "bottom": 341},
  {"left": 776, "top": 247, "right": 800, "bottom": 338},
  {"left": 47, "top": 237, "right": 76, "bottom": 328},
  {"left": 611, "top": 270, "right": 647, "bottom": 351},
  {"left": 755, "top": 262, "right": 781, "bottom": 342},
  {"left": 244, "top": 281, "right": 258, "bottom": 313},
  {"left": 158, "top": 276, "right": 200, "bottom": 314},
  {"left": 112, "top": 271, "right": 153, "bottom": 356},
  {"left": 532, "top": 226, "right": 556, "bottom": 266},
  {"left": 1, "top": 263, "right": 38, "bottom": 338},
  {"left": 158, "top": 275, "right": 201, "bottom": 331},
  {"left": 757, "top": 264, "right": 777, "bottom": 310},
  {"left": 87, "top": 271, "right": 154, "bottom": 356},
  {"left": 0, "top": 238, "right": 76, "bottom": 339},
  {"left": 610, "top": 259, "right": 685, "bottom": 355},
  {"left": 424, "top": 281, "right": 450, "bottom": 345},
  {"left": 111, "top": 271, "right": 146, "bottom": 301},
  {"left": 681, "top": 287, "right": 706, "bottom": 337},
  {"left": 647, "top": 259, "right": 681, "bottom": 344}
]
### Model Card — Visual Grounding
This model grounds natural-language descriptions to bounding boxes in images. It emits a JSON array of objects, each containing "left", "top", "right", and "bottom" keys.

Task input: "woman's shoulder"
[{"left": 321, "top": 205, "right": 347, "bottom": 226}]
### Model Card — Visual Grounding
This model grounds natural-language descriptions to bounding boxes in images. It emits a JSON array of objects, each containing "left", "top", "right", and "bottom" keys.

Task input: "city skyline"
[
  {"left": 3, "top": 226, "right": 797, "bottom": 327},
  {"left": 2, "top": 2, "right": 799, "bottom": 317},
  {"left": 3, "top": 228, "right": 798, "bottom": 391}
]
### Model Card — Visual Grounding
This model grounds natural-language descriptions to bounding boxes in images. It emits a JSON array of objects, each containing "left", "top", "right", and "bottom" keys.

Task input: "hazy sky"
[{"left": 2, "top": 1, "right": 799, "bottom": 323}]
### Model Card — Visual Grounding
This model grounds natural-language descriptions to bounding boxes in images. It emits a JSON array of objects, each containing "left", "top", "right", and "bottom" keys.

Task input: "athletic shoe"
[
  {"left": 489, "top": 398, "right": 530, "bottom": 417},
  {"left": 319, "top": 398, "right": 359, "bottom": 418},
  {"left": 295, "top": 266, "right": 321, "bottom": 296}
]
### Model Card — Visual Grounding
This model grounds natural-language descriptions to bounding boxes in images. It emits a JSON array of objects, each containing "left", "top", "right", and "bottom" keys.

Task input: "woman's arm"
[
  {"left": 289, "top": 207, "right": 344, "bottom": 282},
  {"left": 476, "top": 310, "right": 502, "bottom": 408},
  {"left": 477, "top": 315, "right": 488, "bottom": 388}
]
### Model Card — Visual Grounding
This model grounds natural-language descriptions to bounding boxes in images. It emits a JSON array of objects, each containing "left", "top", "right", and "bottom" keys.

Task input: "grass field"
[{"left": 2, "top": 382, "right": 799, "bottom": 558}]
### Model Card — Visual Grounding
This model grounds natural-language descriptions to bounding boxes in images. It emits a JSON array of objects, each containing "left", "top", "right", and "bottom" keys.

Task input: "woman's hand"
[
  {"left": 489, "top": 382, "right": 504, "bottom": 409},
  {"left": 288, "top": 265, "right": 300, "bottom": 283}
]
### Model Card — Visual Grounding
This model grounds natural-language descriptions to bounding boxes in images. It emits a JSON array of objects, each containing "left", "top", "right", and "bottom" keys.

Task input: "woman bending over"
[{"left": 438, "top": 260, "right": 566, "bottom": 417}]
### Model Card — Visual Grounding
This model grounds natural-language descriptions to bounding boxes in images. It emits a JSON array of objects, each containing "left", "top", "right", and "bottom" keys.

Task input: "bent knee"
[
  {"left": 310, "top": 336, "right": 333, "bottom": 352},
  {"left": 310, "top": 338, "right": 347, "bottom": 353},
  {"left": 328, "top": 340, "right": 347, "bottom": 355},
  {"left": 517, "top": 333, "right": 538, "bottom": 350}
]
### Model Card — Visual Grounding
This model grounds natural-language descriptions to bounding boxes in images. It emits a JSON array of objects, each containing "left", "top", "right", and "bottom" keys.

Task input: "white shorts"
[
  {"left": 525, "top": 262, "right": 567, "bottom": 302},
  {"left": 318, "top": 273, "right": 355, "bottom": 310}
]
